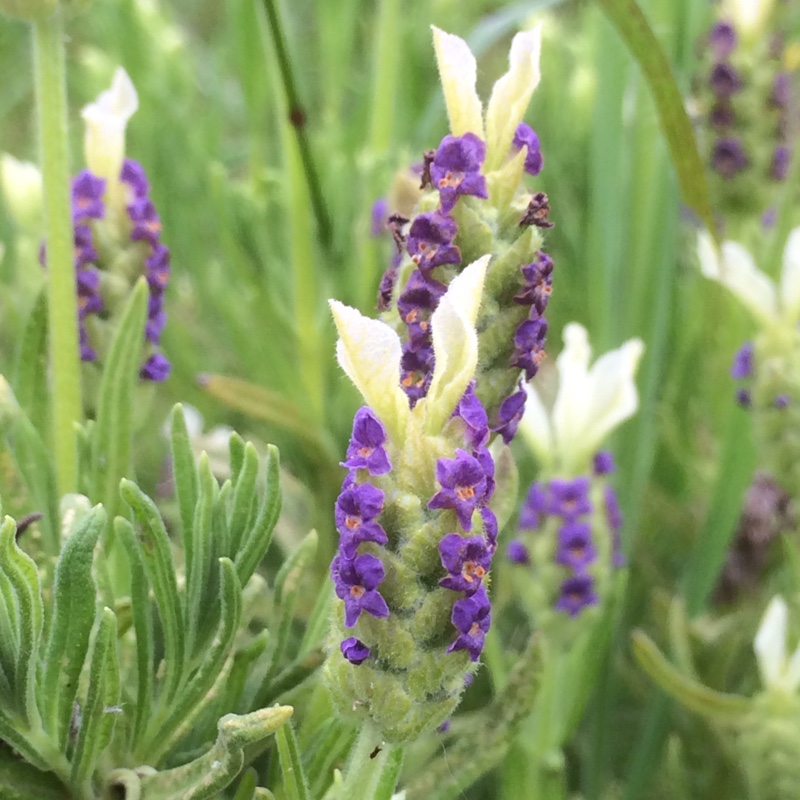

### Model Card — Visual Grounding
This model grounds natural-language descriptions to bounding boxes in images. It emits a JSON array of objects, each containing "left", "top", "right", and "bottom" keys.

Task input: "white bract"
[
  {"left": 518, "top": 323, "right": 644, "bottom": 474},
  {"left": 330, "top": 255, "right": 490, "bottom": 443},
  {"left": 754, "top": 595, "right": 800, "bottom": 693},
  {"left": 721, "top": 0, "right": 775, "bottom": 40},
  {"left": 431, "top": 25, "right": 541, "bottom": 173},
  {"left": 697, "top": 229, "right": 800, "bottom": 328},
  {"left": 82, "top": 67, "right": 138, "bottom": 213}
]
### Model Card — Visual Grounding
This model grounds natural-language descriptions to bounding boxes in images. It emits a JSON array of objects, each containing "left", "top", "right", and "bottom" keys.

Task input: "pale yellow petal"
[{"left": 780, "top": 227, "right": 800, "bottom": 321}]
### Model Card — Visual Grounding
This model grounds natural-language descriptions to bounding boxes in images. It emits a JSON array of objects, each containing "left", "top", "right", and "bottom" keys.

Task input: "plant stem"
[
  {"left": 335, "top": 724, "right": 404, "bottom": 800},
  {"left": 262, "top": 0, "right": 333, "bottom": 253},
  {"left": 32, "top": 10, "right": 81, "bottom": 497}
]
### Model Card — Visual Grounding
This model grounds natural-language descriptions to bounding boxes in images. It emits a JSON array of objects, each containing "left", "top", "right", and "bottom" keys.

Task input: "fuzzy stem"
[
  {"left": 32, "top": 10, "right": 82, "bottom": 496},
  {"left": 336, "top": 725, "right": 404, "bottom": 800}
]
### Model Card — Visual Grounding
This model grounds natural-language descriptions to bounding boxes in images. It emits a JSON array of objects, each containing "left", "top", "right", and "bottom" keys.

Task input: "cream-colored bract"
[
  {"left": 0, "top": 155, "right": 42, "bottom": 229},
  {"left": 81, "top": 67, "right": 139, "bottom": 212},
  {"left": 697, "top": 228, "right": 800, "bottom": 327},
  {"left": 329, "top": 255, "right": 491, "bottom": 442},
  {"left": 720, "top": 0, "right": 775, "bottom": 40},
  {"left": 754, "top": 595, "right": 800, "bottom": 693},
  {"left": 431, "top": 25, "right": 542, "bottom": 173},
  {"left": 518, "top": 323, "right": 644, "bottom": 474}
]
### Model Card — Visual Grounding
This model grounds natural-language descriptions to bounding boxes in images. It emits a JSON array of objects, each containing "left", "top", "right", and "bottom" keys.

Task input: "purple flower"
[
  {"left": 771, "top": 73, "right": 791, "bottom": 109},
  {"left": 334, "top": 481, "right": 388, "bottom": 558},
  {"left": 512, "top": 123, "right": 544, "bottom": 176},
  {"left": 377, "top": 253, "right": 401, "bottom": 311},
  {"left": 397, "top": 270, "right": 447, "bottom": 345},
  {"left": 371, "top": 197, "right": 389, "bottom": 237},
  {"left": 447, "top": 585, "right": 491, "bottom": 661},
  {"left": 400, "top": 346, "right": 434, "bottom": 404},
  {"left": 519, "top": 482, "right": 546, "bottom": 529},
  {"left": 340, "top": 637, "right": 371, "bottom": 665},
  {"left": 474, "top": 446, "right": 496, "bottom": 500},
  {"left": 71, "top": 171, "right": 106, "bottom": 221},
  {"left": 711, "top": 138, "right": 748, "bottom": 179},
  {"left": 437, "top": 720, "right": 451, "bottom": 733},
  {"left": 593, "top": 451, "right": 615, "bottom": 476},
  {"left": 773, "top": 146, "right": 791, "bottom": 181},
  {"left": 127, "top": 197, "right": 163, "bottom": 245},
  {"left": 428, "top": 449, "right": 488, "bottom": 531},
  {"left": 438, "top": 533, "right": 492, "bottom": 594},
  {"left": 730, "top": 341, "right": 754, "bottom": 379},
  {"left": 121, "top": 159, "right": 150, "bottom": 200},
  {"left": 430, "top": 133, "right": 488, "bottom": 212},
  {"left": 555, "top": 574, "right": 598, "bottom": 617},
  {"left": 493, "top": 389, "right": 527, "bottom": 445},
  {"left": 341, "top": 407, "right": 392, "bottom": 475},
  {"left": 548, "top": 477, "right": 592, "bottom": 520},
  {"left": 709, "top": 103, "right": 736, "bottom": 130},
  {"left": 735, "top": 388, "right": 751, "bottom": 408},
  {"left": 146, "top": 294, "right": 167, "bottom": 344},
  {"left": 79, "top": 327, "right": 97, "bottom": 362},
  {"left": 507, "top": 539, "right": 530, "bottom": 565},
  {"left": 146, "top": 245, "right": 170, "bottom": 294},
  {"left": 555, "top": 521, "right": 597, "bottom": 570},
  {"left": 511, "top": 317, "right": 548, "bottom": 380},
  {"left": 775, "top": 394, "right": 790, "bottom": 409},
  {"left": 709, "top": 63, "right": 741, "bottom": 99},
  {"left": 140, "top": 353, "right": 171, "bottom": 382},
  {"left": 406, "top": 212, "right": 461, "bottom": 275},
  {"left": 74, "top": 224, "right": 99, "bottom": 268},
  {"left": 515, "top": 253, "right": 554, "bottom": 313},
  {"left": 708, "top": 21, "right": 737, "bottom": 59},
  {"left": 453, "top": 382, "right": 489, "bottom": 448},
  {"left": 331, "top": 553, "right": 390, "bottom": 628}
]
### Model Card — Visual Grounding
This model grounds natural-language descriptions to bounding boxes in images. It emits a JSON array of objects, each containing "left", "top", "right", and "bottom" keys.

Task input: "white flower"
[
  {"left": 721, "top": 0, "right": 775, "bottom": 40},
  {"left": 0, "top": 155, "right": 42, "bottom": 230},
  {"left": 329, "top": 255, "right": 490, "bottom": 442},
  {"left": 697, "top": 228, "right": 800, "bottom": 328},
  {"left": 431, "top": 25, "right": 541, "bottom": 173},
  {"left": 518, "top": 323, "right": 644, "bottom": 474},
  {"left": 754, "top": 595, "right": 800, "bottom": 693},
  {"left": 81, "top": 67, "right": 138, "bottom": 210}
]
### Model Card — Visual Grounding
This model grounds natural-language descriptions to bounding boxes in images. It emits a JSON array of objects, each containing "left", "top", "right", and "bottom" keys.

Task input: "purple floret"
[
  {"left": 709, "top": 63, "right": 741, "bottom": 99},
  {"left": 400, "top": 346, "right": 434, "bottom": 404},
  {"left": 511, "top": 317, "right": 548, "bottom": 380},
  {"left": 507, "top": 539, "right": 530, "bottom": 565},
  {"left": 438, "top": 533, "right": 492, "bottom": 594},
  {"left": 331, "top": 553, "right": 390, "bottom": 628},
  {"left": 430, "top": 133, "right": 488, "bottom": 212},
  {"left": 711, "top": 137, "right": 748, "bottom": 179},
  {"left": 708, "top": 21, "right": 737, "bottom": 59},
  {"left": 519, "top": 482, "right": 547, "bottom": 530},
  {"left": 397, "top": 270, "right": 447, "bottom": 345},
  {"left": 593, "top": 451, "right": 616, "bottom": 476},
  {"left": 512, "top": 123, "right": 544, "bottom": 176},
  {"left": 554, "top": 521, "right": 597, "bottom": 570},
  {"left": 121, "top": 159, "right": 150, "bottom": 199},
  {"left": 493, "top": 388, "right": 527, "bottom": 445},
  {"left": 340, "top": 636, "right": 371, "bottom": 665},
  {"left": 548, "top": 477, "right": 593, "bottom": 519},
  {"left": 555, "top": 574, "right": 598, "bottom": 617},
  {"left": 71, "top": 171, "right": 106, "bottom": 222},
  {"left": 334, "top": 481, "right": 388, "bottom": 558},
  {"left": 341, "top": 407, "right": 392, "bottom": 475},
  {"left": 453, "top": 382, "right": 490, "bottom": 448},
  {"left": 406, "top": 212, "right": 461, "bottom": 275},
  {"left": 730, "top": 342, "right": 754, "bottom": 379},
  {"left": 127, "top": 197, "right": 163, "bottom": 245},
  {"left": 140, "top": 353, "right": 171, "bottom": 382},
  {"left": 447, "top": 585, "right": 491, "bottom": 661},
  {"left": 428, "top": 449, "right": 489, "bottom": 531},
  {"left": 146, "top": 244, "right": 171, "bottom": 294}
]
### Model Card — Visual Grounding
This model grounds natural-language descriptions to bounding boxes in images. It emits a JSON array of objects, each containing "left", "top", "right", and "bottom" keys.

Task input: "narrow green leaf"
[
  {"left": 120, "top": 479, "right": 185, "bottom": 706},
  {"left": 115, "top": 517, "right": 155, "bottom": 752},
  {"left": 372, "top": 747, "right": 404, "bottom": 800},
  {"left": 40, "top": 505, "right": 105, "bottom": 750},
  {"left": 70, "top": 607, "right": 120, "bottom": 793},
  {"left": 235, "top": 444, "right": 282, "bottom": 586},
  {"left": 276, "top": 719, "right": 311, "bottom": 800},
  {"left": 91, "top": 279, "right": 149, "bottom": 521},
  {"left": 0, "top": 569, "right": 20, "bottom": 705},
  {"left": 228, "top": 442, "right": 259, "bottom": 557},
  {"left": 144, "top": 558, "right": 243, "bottom": 764},
  {"left": 299, "top": 581, "right": 332, "bottom": 657},
  {"left": 307, "top": 720, "right": 356, "bottom": 798},
  {"left": 631, "top": 630, "right": 752, "bottom": 721},
  {"left": 13, "top": 290, "right": 48, "bottom": 436},
  {"left": 233, "top": 768, "right": 258, "bottom": 800},
  {"left": 595, "top": 0, "right": 717, "bottom": 240},
  {"left": 0, "top": 515, "right": 44, "bottom": 727},
  {"left": 170, "top": 404, "right": 199, "bottom": 581},
  {"left": 260, "top": 648, "right": 324, "bottom": 707},
  {"left": 0, "top": 711, "right": 53, "bottom": 774},
  {"left": 140, "top": 706, "right": 293, "bottom": 800},
  {"left": 229, "top": 432, "right": 246, "bottom": 486}
]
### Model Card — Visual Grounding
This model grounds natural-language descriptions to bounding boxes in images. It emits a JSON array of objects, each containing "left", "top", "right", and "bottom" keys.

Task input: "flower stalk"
[{"left": 32, "top": 9, "right": 82, "bottom": 496}]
